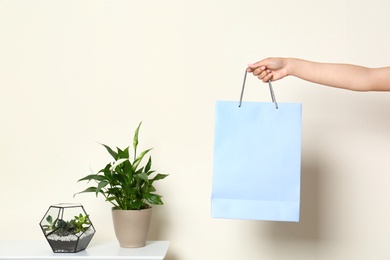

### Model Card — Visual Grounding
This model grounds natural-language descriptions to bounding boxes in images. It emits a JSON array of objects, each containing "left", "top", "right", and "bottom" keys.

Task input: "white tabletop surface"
[{"left": 0, "top": 240, "right": 169, "bottom": 260}]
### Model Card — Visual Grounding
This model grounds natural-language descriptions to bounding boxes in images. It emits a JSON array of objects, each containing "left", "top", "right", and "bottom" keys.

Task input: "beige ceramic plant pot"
[{"left": 111, "top": 207, "right": 152, "bottom": 248}]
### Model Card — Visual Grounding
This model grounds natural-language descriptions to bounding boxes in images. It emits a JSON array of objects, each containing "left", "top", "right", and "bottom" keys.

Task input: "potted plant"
[
  {"left": 75, "top": 122, "right": 168, "bottom": 248},
  {"left": 39, "top": 203, "right": 96, "bottom": 253}
]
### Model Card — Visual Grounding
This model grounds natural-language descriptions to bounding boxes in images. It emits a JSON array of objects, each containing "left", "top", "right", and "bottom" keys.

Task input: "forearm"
[{"left": 286, "top": 58, "right": 390, "bottom": 91}]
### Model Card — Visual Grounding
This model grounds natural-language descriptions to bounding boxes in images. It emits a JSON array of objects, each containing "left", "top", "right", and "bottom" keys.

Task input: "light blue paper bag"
[{"left": 212, "top": 101, "right": 302, "bottom": 222}]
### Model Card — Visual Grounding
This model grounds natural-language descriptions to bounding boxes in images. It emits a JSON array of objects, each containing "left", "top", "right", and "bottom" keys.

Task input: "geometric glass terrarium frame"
[{"left": 39, "top": 203, "right": 96, "bottom": 253}]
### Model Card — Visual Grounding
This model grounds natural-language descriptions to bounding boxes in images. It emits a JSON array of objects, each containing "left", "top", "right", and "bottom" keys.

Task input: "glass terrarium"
[{"left": 39, "top": 203, "right": 96, "bottom": 253}]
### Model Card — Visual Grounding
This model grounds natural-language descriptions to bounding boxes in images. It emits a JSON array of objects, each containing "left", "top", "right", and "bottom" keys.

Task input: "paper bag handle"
[{"left": 239, "top": 69, "right": 278, "bottom": 109}]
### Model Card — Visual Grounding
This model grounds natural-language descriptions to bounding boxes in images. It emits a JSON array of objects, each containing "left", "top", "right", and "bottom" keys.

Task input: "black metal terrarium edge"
[{"left": 39, "top": 203, "right": 96, "bottom": 253}]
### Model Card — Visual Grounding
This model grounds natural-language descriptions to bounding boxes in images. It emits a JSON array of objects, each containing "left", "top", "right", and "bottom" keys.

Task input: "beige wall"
[{"left": 1, "top": 0, "right": 390, "bottom": 259}]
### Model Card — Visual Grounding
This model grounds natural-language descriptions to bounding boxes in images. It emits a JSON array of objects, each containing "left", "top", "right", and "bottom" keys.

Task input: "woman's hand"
[{"left": 247, "top": 58, "right": 290, "bottom": 82}]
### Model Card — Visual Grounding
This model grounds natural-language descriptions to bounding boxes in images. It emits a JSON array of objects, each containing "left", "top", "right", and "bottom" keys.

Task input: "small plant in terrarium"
[
  {"left": 39, "top": 204, "right": 96, "bottom": 253},
  {"left": 42, "top": 213, "right": 91, "bottom": 236}
]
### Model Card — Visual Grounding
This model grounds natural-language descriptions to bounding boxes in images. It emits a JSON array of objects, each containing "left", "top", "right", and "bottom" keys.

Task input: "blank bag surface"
[{"left": 212, "top": 101, "right": 302, "bottom": 222}]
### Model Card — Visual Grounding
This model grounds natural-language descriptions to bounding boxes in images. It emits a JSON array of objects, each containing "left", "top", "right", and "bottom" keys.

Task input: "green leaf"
[
  {"left": 108, "top": 186, "right": 122, "bottom": 194},
  {"left": 96, "top": 180, "right": 109, "bottom": 196},
  {"left": 145, "top": 156, "right": 152, "bottom": 173},
  {"left": 146, "top": 170, "right": 156, "bottom": 176},
  {"left": 133, "top": 122, "right": 142, "bottom": 158},
  {"left": 46, "top": 215, "right": 53, "bottom": 224},
  {"left": 143, "top": 193, "right": 163, "bottom": 205},
  {"left": 101, "top": 164, "right": 113, "bottom": 178},
  {"left": 142, "top": 184, "right": 156, "bottom": 193},
  {"left": 77, "top": 174, "right": 107, "bottom": 182},
  {"left": 133, "top": 148, "right": 152, "bottom": 170},
  {"left": 118, "top": 147, "right": 129, "bottom": 159},
  {"left": 77, "top": 186, "right": 98, "bottom": 193},
  {"left": 74, "top": 186, "right": 102, "bottom": 198},
  {"left": 151, "top": 173, "right": 169, "bottom": 182},
  {"left": 100, "top": 143, "right": 118, "bottom": 160},
  {"left": 111, "top": 172, "right": 127, "bottom": 186},
  {"left": 123, "top": 159, "right": 133, "bottom": 177},
  {"left": 135, "top": 172, "right": 149, "bottom": 183}
]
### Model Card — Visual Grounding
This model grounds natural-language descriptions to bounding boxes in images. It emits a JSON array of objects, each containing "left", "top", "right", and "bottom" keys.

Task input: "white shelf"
[{"left": 0, "top": 240, "right": 169, "bottom": 260}]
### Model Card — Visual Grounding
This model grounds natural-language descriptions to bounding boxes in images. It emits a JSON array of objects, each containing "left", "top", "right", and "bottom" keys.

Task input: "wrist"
[{"left": 285, "top": 58, "right": 296, "bottom": 77}]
